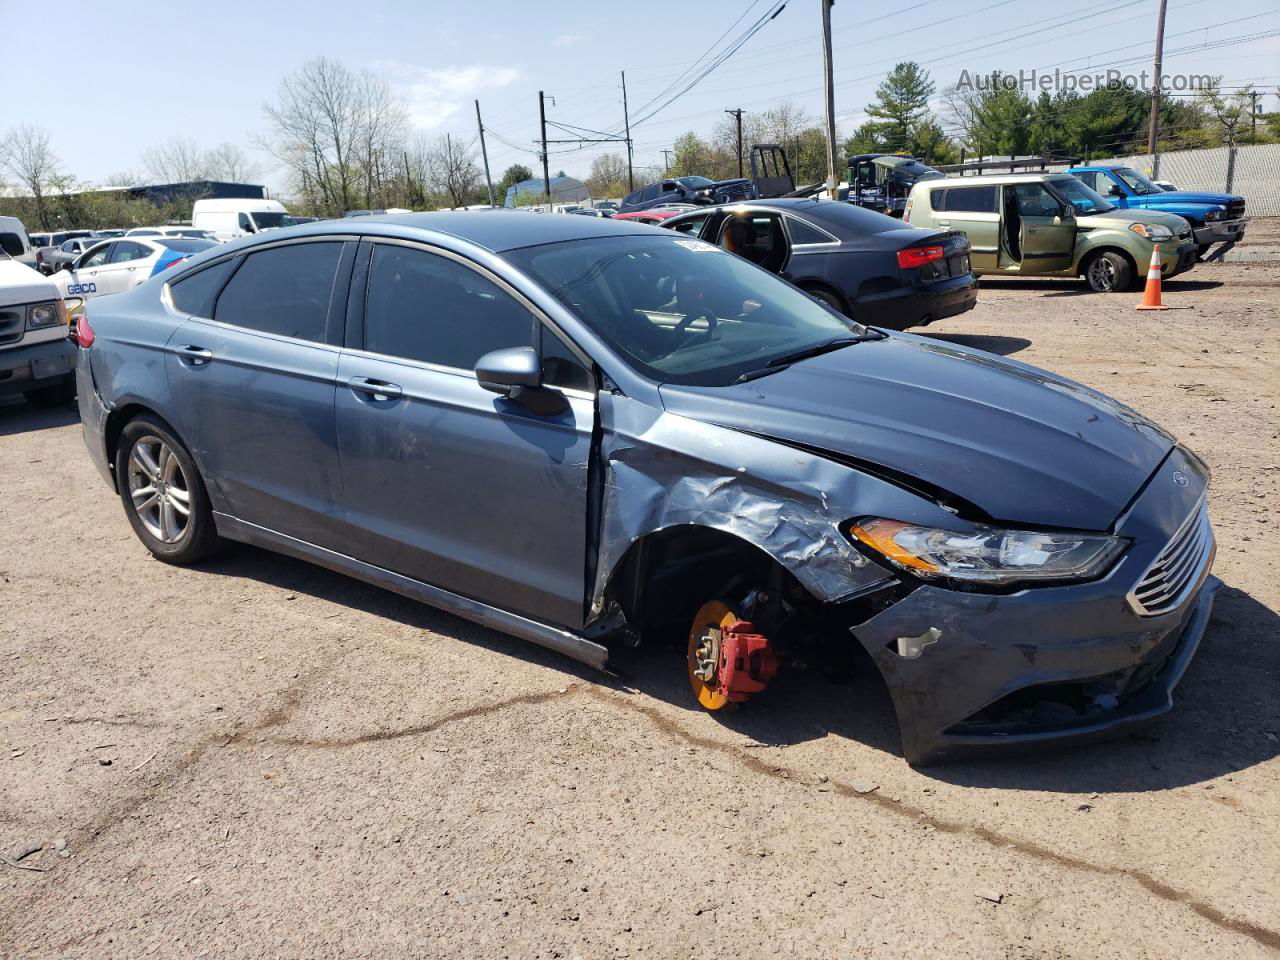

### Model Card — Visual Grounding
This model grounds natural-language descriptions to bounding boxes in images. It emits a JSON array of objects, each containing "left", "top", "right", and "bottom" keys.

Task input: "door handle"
[
  {"left": 348, "top": 376, "right": 402, "bottom": 402},
  {"left": 176, "top": 345, "right": 213, "bottom": 366},
  {"left": 937, "top": 221, "right": 950, "bottom": 227}
]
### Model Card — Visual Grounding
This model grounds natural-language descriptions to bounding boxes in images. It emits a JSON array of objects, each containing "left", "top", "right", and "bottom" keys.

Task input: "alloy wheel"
[
  {"left": 127, "top": 436, "right": 192, "bottom": 544},
  {"left": 1088, "top": 257, "right": 1116, "bottom": 291}
]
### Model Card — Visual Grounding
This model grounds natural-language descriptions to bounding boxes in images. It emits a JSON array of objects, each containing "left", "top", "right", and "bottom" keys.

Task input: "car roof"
[
  {"left": 914, "top": 172, "right": 1074, "bottom": 188},
  {"left": 251, "top": 211, "right": 656, "bottom": 253}
]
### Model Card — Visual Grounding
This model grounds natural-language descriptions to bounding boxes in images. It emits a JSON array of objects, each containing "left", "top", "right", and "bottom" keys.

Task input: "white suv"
[{"left": 0, "top": 251, "right": 77, "bottom": 406}]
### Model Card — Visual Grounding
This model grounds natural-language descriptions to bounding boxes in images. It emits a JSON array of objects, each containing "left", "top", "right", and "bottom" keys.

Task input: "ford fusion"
[{"left": 73, "top": 213, "right": 1217, "bottom": 764}]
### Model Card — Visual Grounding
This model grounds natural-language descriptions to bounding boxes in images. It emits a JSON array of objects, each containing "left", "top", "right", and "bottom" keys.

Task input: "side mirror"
[
  {"left": 475, "top": 346, "right": 541, "bottom": 398},
  {"left": 1060, "top": 203, "right": 1076, "bottom": 220}
]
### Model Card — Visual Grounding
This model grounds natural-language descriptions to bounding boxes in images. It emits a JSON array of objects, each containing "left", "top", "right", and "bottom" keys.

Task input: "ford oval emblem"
[{"left": 1172, "top": 470, "right": 1189, "bottom": 487}]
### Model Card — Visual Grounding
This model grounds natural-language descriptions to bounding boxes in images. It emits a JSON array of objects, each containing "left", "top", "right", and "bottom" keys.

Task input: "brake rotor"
[{"left": 687, "top": 599, "right": 779, "bottom": 711}]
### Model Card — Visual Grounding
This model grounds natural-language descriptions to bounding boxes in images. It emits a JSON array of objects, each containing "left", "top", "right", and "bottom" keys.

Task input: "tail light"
[
  {"left": 72, "top": 311, "right": 95, "bottom": 348},
  {"left": 897, "top": 245, "right": 945, "bottom": 270},
  {"left": 160, "top": 255, "right": 189, "bottom": 272}
]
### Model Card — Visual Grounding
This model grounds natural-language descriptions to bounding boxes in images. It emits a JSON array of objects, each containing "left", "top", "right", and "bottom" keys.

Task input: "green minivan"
[{"left": 904, "top": 173, "right": 1197, "bottom": 292}]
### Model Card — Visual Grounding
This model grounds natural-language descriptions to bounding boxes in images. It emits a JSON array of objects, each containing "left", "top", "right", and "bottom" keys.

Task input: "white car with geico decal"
[{"left": 50, "top": 236, "right": 217, "bottom": 302}]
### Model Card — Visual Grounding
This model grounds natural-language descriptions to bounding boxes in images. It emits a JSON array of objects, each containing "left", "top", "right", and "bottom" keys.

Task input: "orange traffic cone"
[{"left": 1135, "top": 243, "right": 1169, "bottom": 311}]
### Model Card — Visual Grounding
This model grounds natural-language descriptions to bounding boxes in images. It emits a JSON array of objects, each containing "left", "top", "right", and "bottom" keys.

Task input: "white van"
[
  {"left": 191, "top": 199, "right": 294, "bottom": 242},
  {"left": 0, "top": 216, "right": 37, "bottom": 269}
]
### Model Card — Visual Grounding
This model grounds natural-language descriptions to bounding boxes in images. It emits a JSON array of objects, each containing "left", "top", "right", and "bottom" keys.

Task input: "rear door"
[
  {"left": 934, "top": 185, "right": 1000, "bottom": 271},
  {"left": 333, "top": 239, "right": 594, "bottom": 626},
  {"left": 98, "top": 240, "right": 153, "bottom": 294},
  {"left": 165, "top": 238, "right": 356, "bottom": 547}
]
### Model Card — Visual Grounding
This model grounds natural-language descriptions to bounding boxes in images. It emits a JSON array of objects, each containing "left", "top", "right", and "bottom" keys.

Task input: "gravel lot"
[{"left": 2, "top": 241, "right": 1278, "bottom": 959}]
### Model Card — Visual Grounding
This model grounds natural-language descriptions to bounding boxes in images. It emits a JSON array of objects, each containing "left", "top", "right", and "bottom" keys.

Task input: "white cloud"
[
  {"left": 375, "top": 62, "right": 522, "bottom": 129},
  {"left": 553, "top": 33, "right": 587, "bottom": 48}
]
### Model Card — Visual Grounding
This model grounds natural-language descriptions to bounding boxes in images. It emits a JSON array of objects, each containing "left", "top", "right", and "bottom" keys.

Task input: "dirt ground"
[{"left": 2, "top": 241, "right": 1278, "bottom": 960}]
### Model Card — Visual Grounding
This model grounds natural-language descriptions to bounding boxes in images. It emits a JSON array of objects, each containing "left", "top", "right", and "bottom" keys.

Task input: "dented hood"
[{"left": 657, "top": 334, "right": 1174, "bottom": 531}]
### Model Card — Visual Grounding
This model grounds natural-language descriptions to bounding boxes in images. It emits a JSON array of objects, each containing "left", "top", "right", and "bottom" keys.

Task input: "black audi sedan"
[{"left": 662, "top": 197, "right": 977, "bottom": 330}]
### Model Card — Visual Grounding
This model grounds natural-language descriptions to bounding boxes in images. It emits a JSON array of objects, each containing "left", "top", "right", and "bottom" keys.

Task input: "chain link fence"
[{"left": 1098, "top": 144, "right": 1280, "bottom": 217}]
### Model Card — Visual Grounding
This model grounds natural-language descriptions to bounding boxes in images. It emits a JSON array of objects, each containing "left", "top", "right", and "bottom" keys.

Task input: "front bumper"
[
  {"left": 858, "top": 273, "right": 978, "bottom": 331},
  {"left": 1161, "top": 241, "right": 1197, "bottom": 278},
  {"left": 1192, "top": 219, "right": 1246, "bottom": 246},
  {"left": 0, "top": 336, "right": 76, "bottom": 396},
  {"left": 849, "top": 445, "right": 1216, "bottom": 765}
]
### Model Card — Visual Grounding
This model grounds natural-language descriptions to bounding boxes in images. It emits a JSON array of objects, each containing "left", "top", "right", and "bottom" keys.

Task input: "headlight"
[
  {"left": 26, "top": 302, "right": 62, "bottom": 328},
  {"left": 1129, "top": 222, "right": 1174, "bottom": 242},
  {"left": 1204, "top": 209, "right": 1222, "bottom": 222},
  {"left": 847, "top": 518, "right": 1126, "bottom": 586}
]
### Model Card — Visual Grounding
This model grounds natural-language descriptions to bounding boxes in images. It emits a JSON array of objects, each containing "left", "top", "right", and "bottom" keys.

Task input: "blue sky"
[{"left": 3, "top": 0, "right": 1278, "bottom": 194}]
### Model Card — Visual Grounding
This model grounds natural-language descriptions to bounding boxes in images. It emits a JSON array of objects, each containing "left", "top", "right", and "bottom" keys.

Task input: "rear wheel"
[
  {"left": 115, "top": 416, "right": 220, "bottom": 564},
  {"left": 1083, "top": 250, "right": 1133, "bottom": 293},
  {"left": 23, "top": 374, "right": 76, "bottom": 407},
  {"left": 805, "top": 285, "right": 850, "bottom": 318}
]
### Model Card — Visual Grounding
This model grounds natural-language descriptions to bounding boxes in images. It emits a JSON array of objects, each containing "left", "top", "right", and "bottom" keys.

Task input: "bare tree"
[
  {"left": 586, "top": 153, "right": 629, "bottom": 197},
  {"left": 0, "top": 123, "right": 62, "bottom": 230},
  {"left": 353, "top": 72, "right": 409, "bottom": 207},
  {"left": 428, "top": 134, "right": 481, "bottom": 208},
  {"left": 141, "top": 136, "right": 211, "bottom": 182},
  {"left": 204, "top": 143, "right": 262, "bottom": 182}
]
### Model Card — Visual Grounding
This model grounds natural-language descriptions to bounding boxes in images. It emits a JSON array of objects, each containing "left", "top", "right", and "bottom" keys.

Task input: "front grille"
[
  {"left": 1228, "top": 198, "right": 1245, "bottom": 218},
  {"left": 0, "top": 308, "right": 23, "bottom": 346},
  {"left": 1128, "top": 499, "right": 1213, "bottom": 616}
]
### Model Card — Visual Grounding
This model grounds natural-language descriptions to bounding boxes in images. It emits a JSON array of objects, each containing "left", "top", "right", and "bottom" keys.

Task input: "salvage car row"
[{"left": 56, "top": 210, "right": 1218, "bottom": 764}]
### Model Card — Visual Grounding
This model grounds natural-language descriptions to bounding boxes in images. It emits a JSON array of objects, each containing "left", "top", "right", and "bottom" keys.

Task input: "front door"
[
  {"left": 165, "top": 239, "right": 354, "bottom": 548},
  {"left": 334, "top": 240, "right": 594, "bottom": 627},
  {"left": 65, "top": 241, "right": 113, "bottom": 298},
  {"left": 1011, "top": 182, "right": 1076, "bottom": 272}
]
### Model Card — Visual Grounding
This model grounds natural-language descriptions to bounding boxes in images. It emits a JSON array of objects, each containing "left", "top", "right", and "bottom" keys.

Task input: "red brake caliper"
[{"left": 715, "top": 619, "right": 780, "bottom": 703}]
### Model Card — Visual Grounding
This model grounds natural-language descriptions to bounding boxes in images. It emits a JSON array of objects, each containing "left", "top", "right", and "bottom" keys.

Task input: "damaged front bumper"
[{"left": 849, "top": 446, "right": 1217, "bottom": 765}]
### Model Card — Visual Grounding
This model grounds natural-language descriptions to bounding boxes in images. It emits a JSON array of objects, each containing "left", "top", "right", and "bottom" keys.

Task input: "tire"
[
  {"left": 115, "top": 415, "right": 220, "bottom": 565},
  {"left": 23, "top": 374, "right": 76, "bottom": 408},
  {"left": 1196, "top": 243, "right": 1212, "bottom": 260},
  {"left": 1083, "top": 250, "right": 1133, "bottom": 293},
  {"left": 805, "top": 285, "right": 852, "bottom": 319}
]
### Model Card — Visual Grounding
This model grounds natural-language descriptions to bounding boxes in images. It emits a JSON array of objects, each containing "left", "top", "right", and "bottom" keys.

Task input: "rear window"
[
  {"left": 786, "top": 217, "right": 835, "bottom": 245},
  {"left": 935, "top": 186, "right": 997, "bottom": 213},
  {"left": 0, "top": 233, "right": 25, "bottom": 257},
  {"left": 169, "top": 258, "right": 237, "bottom": 318},
  {"left": 156, "top": 238, "right": 217, "bottom": 254}
]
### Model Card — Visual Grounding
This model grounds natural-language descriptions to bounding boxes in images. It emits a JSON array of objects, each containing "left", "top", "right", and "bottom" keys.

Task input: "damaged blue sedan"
[{"left": 74, "top": 213, "right": 1218, "bottom": 764}]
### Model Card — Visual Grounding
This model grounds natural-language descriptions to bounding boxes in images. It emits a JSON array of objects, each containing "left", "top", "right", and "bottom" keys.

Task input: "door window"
[
  {"left": 717, "top": 213, "right": 787, "bottom": 272},
  {"left": 541, "top": 327, "right": 592, "bottom": 392},
  {"left": 238, "top": 212, "right": 256, "bottom": 233},
  {"left": 80, "top": 243, "right": 113, "bottom": 268},
  {"left": 1011, "top": 183, "right": 1062, "bottom": 217},
  {"left": 363, "top": 244, "right": 534, "bottom": 370},
  {"left": 214, "top": 241, "right": 342, "bottom": 342},
  {"left": 108, "top": 241, "right": 150, "bottom": 264},
  {"left": 639, "top": 184, "right": 660, "bottom": 203},
  {"left": 60, "top": 240, "right": 76, "bottom": 253},
  {"left": 1074, "top": 171, "right": 1100, "bottom": 192},
  {"left": 938, "top": 186, "right": 997, "bottom": 213}
]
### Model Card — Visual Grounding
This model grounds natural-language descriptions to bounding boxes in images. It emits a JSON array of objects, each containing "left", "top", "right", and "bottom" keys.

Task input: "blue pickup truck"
[{"left": 1068, "top": 164, "right": 1246, "bottom": 257}]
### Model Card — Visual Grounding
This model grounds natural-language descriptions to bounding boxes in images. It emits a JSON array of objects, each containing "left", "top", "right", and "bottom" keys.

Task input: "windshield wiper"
[{"left": 733, "top": 332, "right": 883, "bottom": 384}]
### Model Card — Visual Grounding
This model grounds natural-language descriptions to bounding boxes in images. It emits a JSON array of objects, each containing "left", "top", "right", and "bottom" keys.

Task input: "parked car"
[
  {"left": 95, "top": 229, "right": 127, "bottom": 239},
  {"left": 192, "top": 199, "right": 294, "bottom": 241},
  {"left": 619, "top": 175, "right": 755, "bottom": 213},
  {"left": 1067, "top": 164, "right": 1246, "bottom": 257},
  {"left": 50, "top": 237, "right": 217, "bottom": 303},
  {"left": 0, "top": 250, "right": 77, "bottom": 406},
  {"left": 31, "top": 230, "right": 96, "bottom": 274},
  {"left": 44, "top": 236, "right": 105, "bottom": 273},
  {"left": 612, "top": 209, "right": 685, "bottom": 224},
  {"left": 569, "top": 208, "right": 613, "bottom": 217},
  {"left": 71, "top": 213, "right": 1217, "bottom": 764},
  {"left": 661, "top": 198, "right": 977, "bottom": 330},
  {"left": 126, "top": 227, "right": 219, "bottom": 241},
  {"left": 0, "top": 216, "right": 37, "bottom": 270},
  {"left": 905, "top": 173, "right": 1197, "bottom": 292}
]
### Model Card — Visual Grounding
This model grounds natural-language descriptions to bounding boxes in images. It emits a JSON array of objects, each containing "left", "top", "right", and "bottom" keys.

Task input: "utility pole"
[
  {"left": 725, "top": 108, "right": 744, "bottom": 178},
  {"left": 539, "top": 90, "right": 552, "bottom": 204},
  {"left": 621, "top": 71, "right": 634, "bottom": 192},
  {"left": 1146, "top": 0, "right": 1168, "bottom": 164},
  {"left": 1250, "top": 90, "right": 1259, "bottom": 140},
  {"left": 475, "top": 100, "right": 495, "bottom": 207},
  {"left": 661, "top": 149, "right": 673, "bottom": 174},
  {"left": 820, "top": 0, "right": 838, "bottom": 199}
]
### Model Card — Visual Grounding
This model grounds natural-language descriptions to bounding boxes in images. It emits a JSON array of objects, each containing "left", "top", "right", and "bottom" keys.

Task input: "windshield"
[
  {"left": 1046, "top": 177, "right": 1114, "bottom": 216},
  {"left": 156, "top": 238, "right": 217, "bottom": 253},
  {"left": 1114, "top": 167, "right": 1162, "bottom": 196},
  {"left": 676, "top": 176, "right": 715, "bottom": 189},
  {"left": 505, "top": 236, "right": 866, "bottom": 387},
  {"left": 250, "top": 212, "right": 295, "bottom": 230}
]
